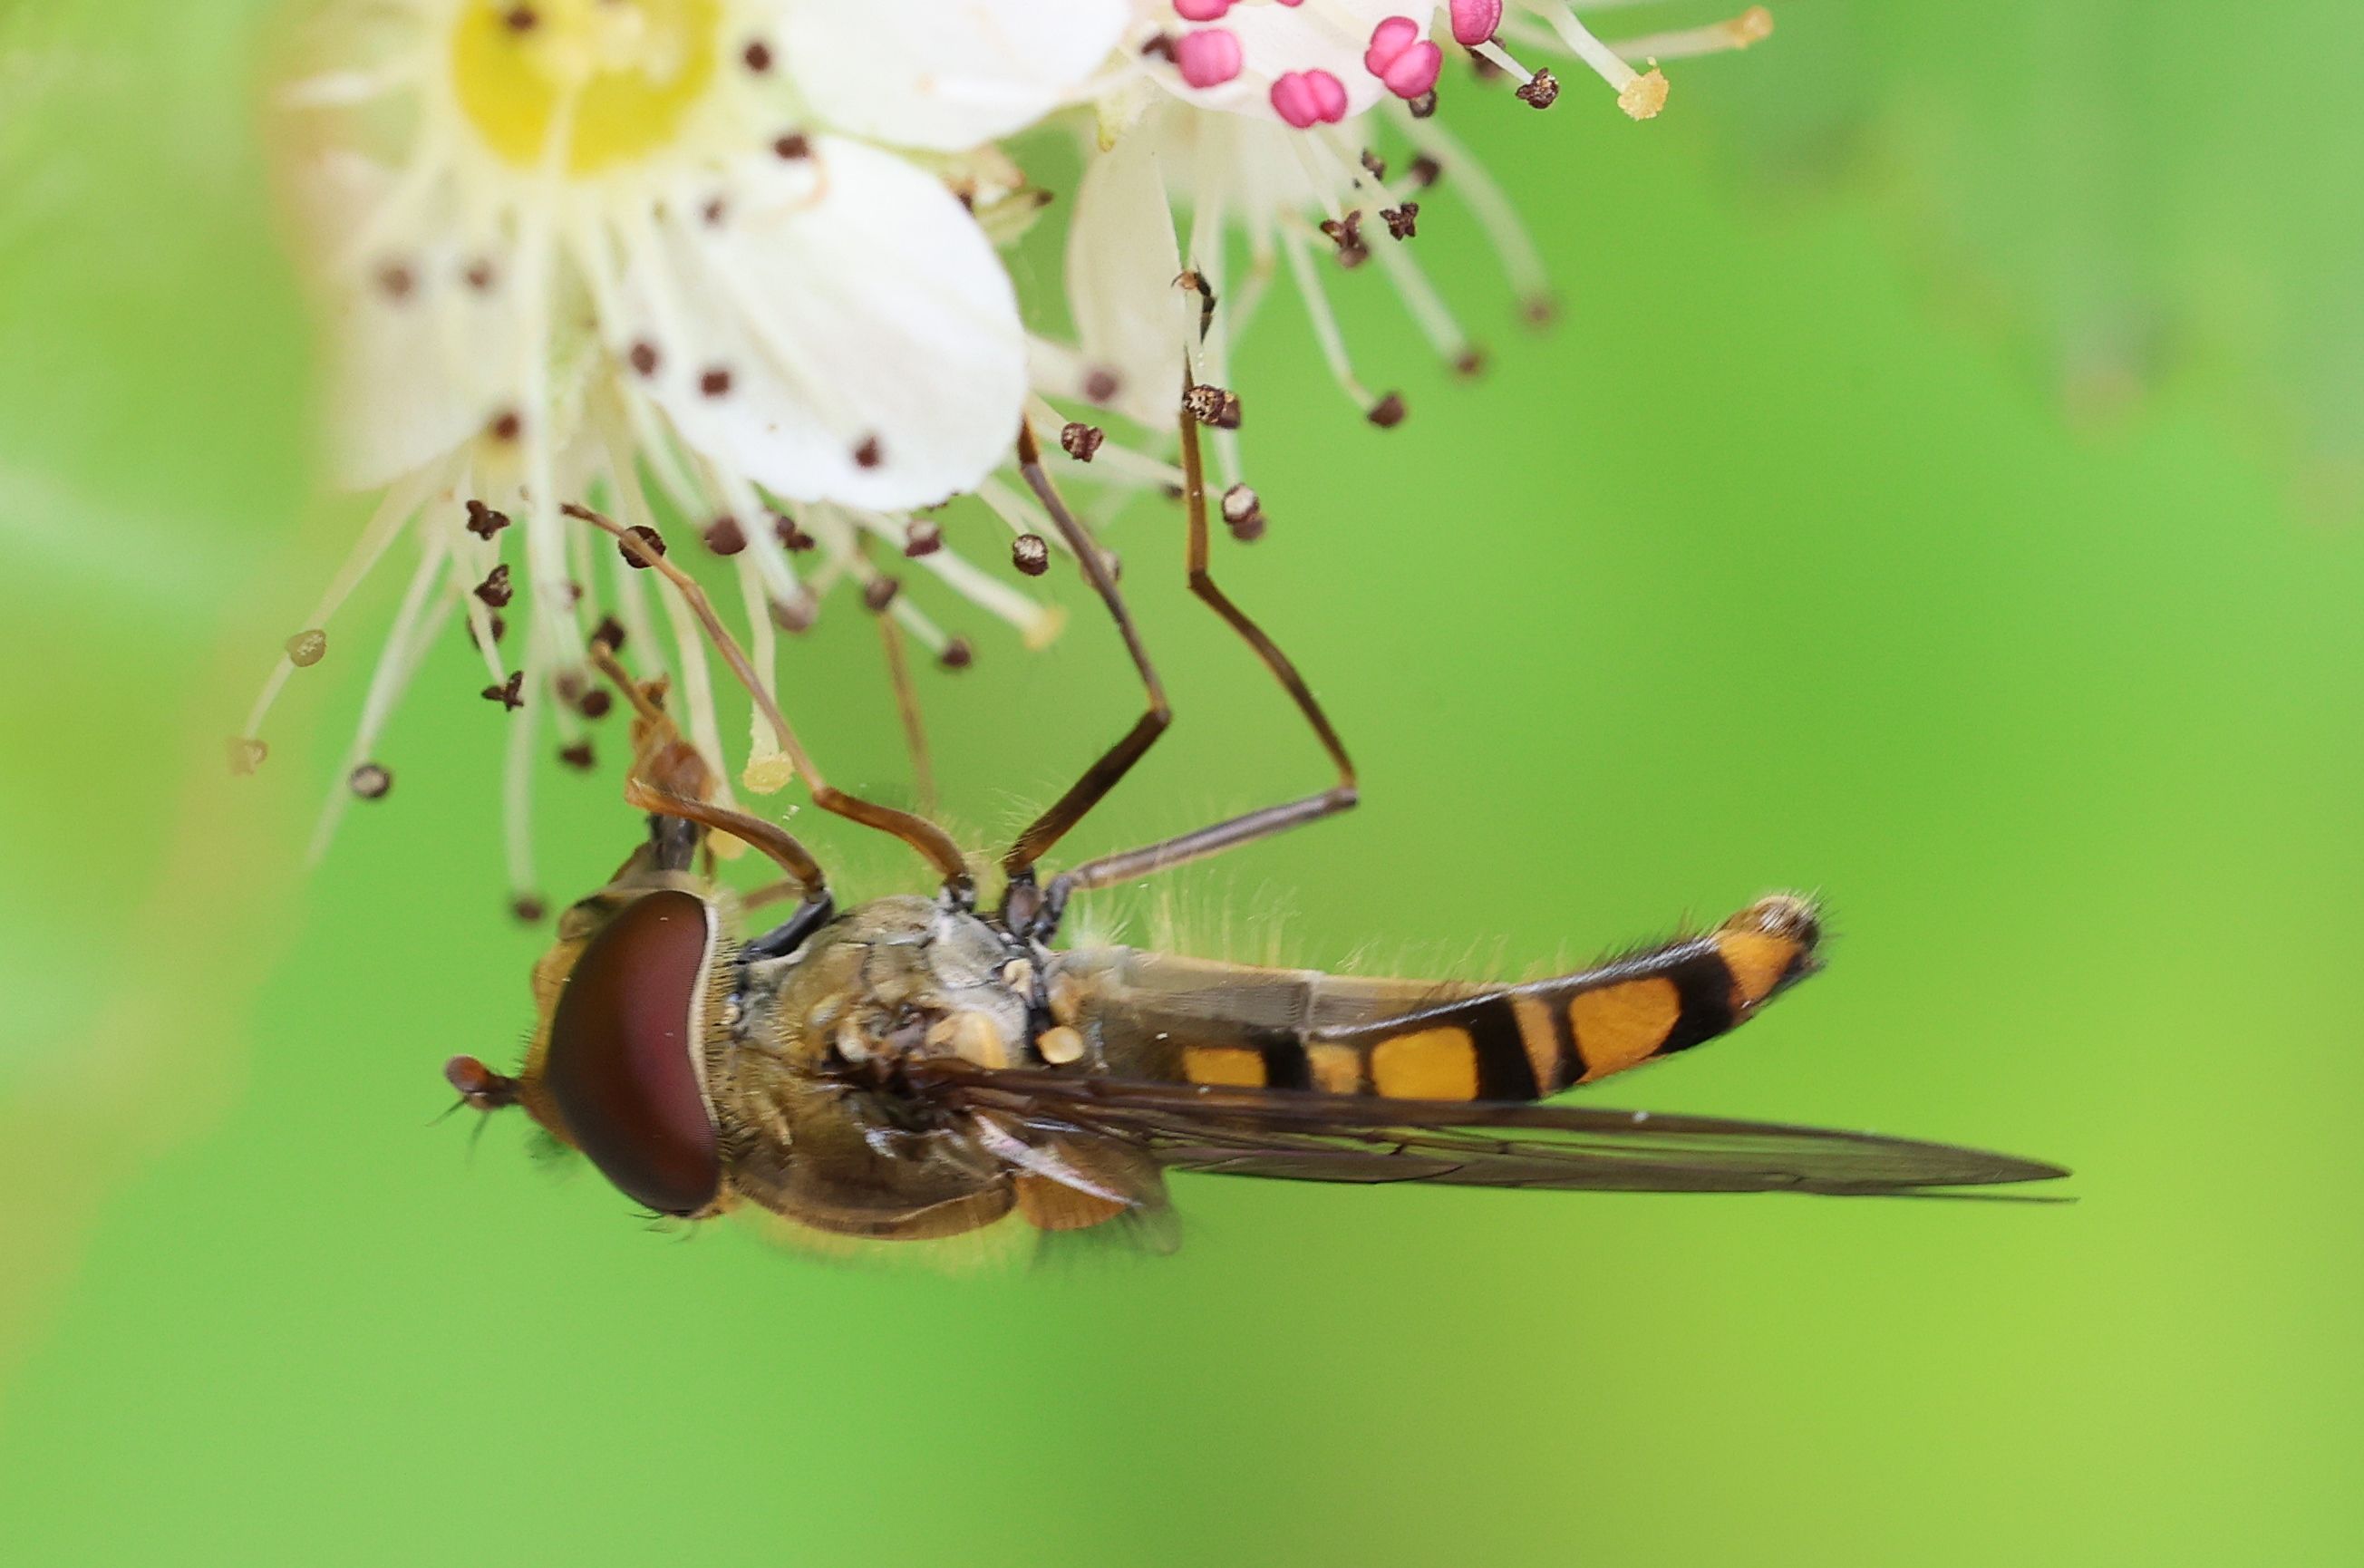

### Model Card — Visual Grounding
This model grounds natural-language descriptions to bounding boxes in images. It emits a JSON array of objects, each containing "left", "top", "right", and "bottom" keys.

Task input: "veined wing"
[{"left": 912, "top": 1064, "right": 2070, "bottom": 1199}]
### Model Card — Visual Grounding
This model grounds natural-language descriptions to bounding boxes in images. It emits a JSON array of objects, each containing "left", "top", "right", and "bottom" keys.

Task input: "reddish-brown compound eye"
[{"left": 543, "top": 888, "right": 723, "bottom": 1215}]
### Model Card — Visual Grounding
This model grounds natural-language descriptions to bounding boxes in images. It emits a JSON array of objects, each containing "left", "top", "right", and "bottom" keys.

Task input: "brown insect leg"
[
  {"left": 565, "top": 502, "right": 974, "bottom": 903},
  {"left": 1037, "top": 378, "right": 1358, "bottom": 931},
  {"left": 874, "top": 592, "right": 938, "bottom": 817},
  {"left": 998, "top": 419, "right": 1174, "bottom": 890}
]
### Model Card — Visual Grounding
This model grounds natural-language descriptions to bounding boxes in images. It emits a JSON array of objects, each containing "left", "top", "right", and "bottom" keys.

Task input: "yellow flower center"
[{"left": 451, "top": 0, "right": 722, "bottom": 174}]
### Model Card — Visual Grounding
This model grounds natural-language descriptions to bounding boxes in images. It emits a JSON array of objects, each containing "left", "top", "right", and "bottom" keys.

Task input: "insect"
[{"left": 445, "top": 391, "right": 2067, "bottom": 1247}]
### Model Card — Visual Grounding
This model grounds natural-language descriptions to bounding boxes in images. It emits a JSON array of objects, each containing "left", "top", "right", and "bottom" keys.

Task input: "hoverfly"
[{"left": 445, "top": 392, "right": 2067, "bottom": 1247}]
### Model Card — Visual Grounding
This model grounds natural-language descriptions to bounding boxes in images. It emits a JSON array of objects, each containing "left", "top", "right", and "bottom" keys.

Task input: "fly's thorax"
[{"left": 726, "top": 895, "right": 1033, "bottom": 1082}]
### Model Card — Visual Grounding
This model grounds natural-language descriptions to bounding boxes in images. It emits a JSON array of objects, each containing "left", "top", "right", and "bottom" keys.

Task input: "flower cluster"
[{"left": 248, "top": 0, "right": 1772, "bottom": 912}]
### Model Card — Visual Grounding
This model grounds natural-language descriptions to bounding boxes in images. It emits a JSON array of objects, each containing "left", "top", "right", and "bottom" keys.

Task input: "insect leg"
[
  {"left": 566, "top": 503, "right": 975, "bottom": 904},
  {"left": 998, "top": 420, "right": 1175, "bottom": 902},
  {"left": 1034, "top": 379, "right": 1358, "bottom": 934}
]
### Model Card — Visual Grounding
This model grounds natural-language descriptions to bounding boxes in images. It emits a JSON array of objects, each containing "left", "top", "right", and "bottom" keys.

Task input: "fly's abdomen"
[{"left": 1056, "top": 895, "right": 1822, "bottom": 1104}]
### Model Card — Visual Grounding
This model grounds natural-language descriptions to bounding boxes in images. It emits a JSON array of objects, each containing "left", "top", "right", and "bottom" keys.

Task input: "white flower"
[
  {"left": 1052, "top": 0, "right": 1772, "bottom": 492},
  {"left": 247, "top": 0, "right": 1127, "bottom": 911}
]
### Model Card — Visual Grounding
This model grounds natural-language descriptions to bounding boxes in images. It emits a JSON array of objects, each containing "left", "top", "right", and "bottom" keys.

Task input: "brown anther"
[
  {"left": 939, "top": 637, "right": 974, "bottom": 670},
  {"left": 1408, "top": 88, "right": 1439, "bottom": 118},
  {"left": 349, "top": 762, "right": 392, "bottom": 799},
  {"left": 558, "top": 740, "right": 596, "bottom": 770},
  {"left": 1381, "top": 201, "right": 1419, "bottom": 240},
  {"left": 463, "top": 258, "right": 497, "bottom": 292},
  {"left": 1059, "top": 421, "right": 1104, "bottom": 462},
  {"left": 1138, "top": 31, "right": 1177, "bottom": 61},
  {"left": 618, "top": 525, "right": 667, "bottom": 566},
  {"left": 1081, "top": 366, "right": 1120, "bottom": 403},
  {"left": 702, "top": 196, "right": 727, "bottom": 226},
  {"left": 699, "top": 366, "right": 732, "bottom": 398},
  {"left": 1523, "top": 293, "right": 1560, "bottom": 326},
  {"left": 488, "top": 409, "right": 522, "bottom": 442},
  {"left": 1319, "top": 211, "right": 1368, "bottom": 267},
  {"left": 579, "top": 687, "right": 615, "bottom": 720},
  {"left": 1011, "top": 534, "right": 1050, "bottom": 576},
  {"left": 1407, "top": 153, "right": 1442, "bottom": 189},
  {"left": 1453, "top": 346, "right": 1488, "bottom": 378},
  {"left": 473, "top": 563, "right": 513, "bottom": 608},
  {"left": 1366, "top": 392, "right": 1408, "bottom": 428},
  {"left": 771, "top": 512, "right": 815, "bottom": 551},
  {"left": 769, "top": 593, "right": 817, "bottom": 634},
  {"left": 501, "top": 5, "right": 537, "bottom": 33},
  {"left": 741, "top": 39, "right": 772, "bottom": 72},
  {"left": 464, "top": 498, "right": 509, "bottom": 537},
  {"left": 1360, "top": 149, "right": 1388, "bottom": 180},
  {"left": 628, "top": 340, "right": 659, "bottom": 377},
  {"left": 1516, "top": 68, "right": 1559, "bottom": 109},
  {"left": 488, "top": 613, "right": 507, "bottom": 643},
  {"left": 772, "top": 131, "right": 811, "bottom": 160},
  {"left": 1174, "top": 269, "right": 1217, "bottom": 337},
  {"left": 861, "top": 575, "right": 901, "bottom": 612},
  {"left": 227, "top": 737, "right": 267, "bottom": 776},
  {"left": 1183, "top": 383, "right": 1242, "bottom": 430},
  {"left": 590, "top": 614, "right": 626, "bottom": 653},
  {"left": 376, "top": 262, "right": 415, "bottom": 301},
  {"left": 1220, "top": 483, "right": 1264, "bottom": 542},
  {"left": 851, "top": 434, "right": 882, "bottom": 469},
  {"left": 285, "top": 629, "right": 327, "bottom": 667},
  {"left": 903, "top": 519, "right": 943, "bottom": 557},
  {"left": 509, "top": 894, "right": 547, "bottom": 924},
  {"left": 702, "top": 515, "right": 747, "bottom": 556},
  {"left": 482, "top": 672, "right": 525, "bottom": 711}
]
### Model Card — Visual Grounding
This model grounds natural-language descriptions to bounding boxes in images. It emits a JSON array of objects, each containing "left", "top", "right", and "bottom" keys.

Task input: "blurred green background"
[{"left": 4, "top": 2, "right": 2360, "bottom": 1563}]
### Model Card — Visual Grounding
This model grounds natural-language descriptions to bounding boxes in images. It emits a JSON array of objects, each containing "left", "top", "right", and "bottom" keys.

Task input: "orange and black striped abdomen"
[{"left": 1158, "top": 895, "right": 1824, "bottom": 1102}]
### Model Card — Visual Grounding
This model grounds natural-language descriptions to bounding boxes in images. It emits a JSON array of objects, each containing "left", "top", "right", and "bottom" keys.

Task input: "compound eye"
[{"left": 543, "top": 889, "right": 722, "bottom": 1215}]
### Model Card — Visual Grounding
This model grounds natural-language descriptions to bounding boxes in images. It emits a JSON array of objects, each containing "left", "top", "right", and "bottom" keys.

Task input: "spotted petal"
[{"left": 621, "top": 135, "right": 1027, "bottom": 509}]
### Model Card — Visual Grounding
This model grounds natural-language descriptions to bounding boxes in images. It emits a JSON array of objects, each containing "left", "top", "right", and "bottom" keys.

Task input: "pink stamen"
[
  {"left": 1175, "top": 26, "right": 1244, "bottom": 88},
  {"left": 1364, "top": 16, "right": 1439, "bottom": 100},
  {"left": 1174, "top": 0, "right": 1231, "bottom": 20},
  {"left": 1270, "top": 68, "right": 1347, "bottom": 128},
  {"left": 1448, "top": 0, "right": 1502, "bottom": 47}
]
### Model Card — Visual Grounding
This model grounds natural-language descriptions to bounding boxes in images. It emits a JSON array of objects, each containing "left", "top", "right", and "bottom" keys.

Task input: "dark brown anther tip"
[
  {"left": 769, "top": 593, "right": 818, "bottom": 634},
  {"left": 349, "top": 762, "right": 392, "bottom": 799},
  {"left": 1381, "top": 201, "right": 1419, "bottom": 241},
  {"left": 702, "top": 515, "right": 747, "bottom": 556},
  {"left": 473, "top": 563, "right": 513, "bottom": 608},
  {"left": 501, "top": 5, "right": 537, "bottom": 33},
  {"left": 903, "top": 519, "right": 943, "bottom": 557},
  {"left": 1081, "top": 367, "right": 1121, "bottom": 404},
  {"left": 1183, "top": 383, "right": 1242, "bottom": 430},
  {"left": 618, "top": 526, "right": 666, "bottom": 567},
  {"left": 578, "top": 687, "right": 615, "bottom": 720},
  {"left": 285, "top": 629, "right": 327, "bottom": 667},
  {"left": 1516, "top": 67, "right": 1559, "bottom": 109},
  {"left": 862, "top": 575, "right": 901, "bottom": 613},
  {"left": 628, "top": 340, "right": 659, "bottom": 377},
  {"left": 1220, "top": 483, "right": 1265, "bottom": 542},
  {"left": 1011, "top": 534, "right": 1050, "bottom": 576},
  {"left": 1408, "top": 88, "right": 1439, "bottom": 118},
  {"left": 851, "top": 434, "right": 883, "bottom": 469},
  {"left": 742, "top": 39, "right": 772, "bottom": 72},
  {"left": 590, "top": 614, "right": 626, "bottom": 653},
  {"left": 698, "top": 366, "right": 732, "bottom": 398},
  {"left": 1060, "top": 421, "right": 1104, "bottom": 462},
  {"left": 227, "top": 737, "right": 267, "bottom": 776},
  {"left": 1366, "top": 392, "right": 1408, "bottom": 428},
  {"left": 1138, "top": 31, "right": 1177, "bottom": 61},
  {"left": 1522, "top": 293, "right": 1560, "bottom": 327},
  {"left": 488, "top": 409, "right": 522, "bottom": 442},
  {"left": 1360, "top": 149, "right": 1388, "bottom": 180},
  {"left": 939, "top": 637, "right": 974, "bottom": 670},
  {"left": 464, "top": 498, "right": 510, "bottom": 537},
  {"left": 509, "top": 894, "right": 547, "bottom": 924},
  {"left": 376, "top": 262, "right": 415, "bottom": 301},
  {"left": 1407, "top": 152, "right": 1442, "bottom": 189},
  {"left": 771, "top": 513, "right": 815, "bottom": 552},
  {"left": 772, "top": 131, "right": 811, "bottom": 160},
  {"left": 1453, "top": 346, "right": 1489, "bottom": 378},
  {"left": 558, "top": 740, "right": 596, "bottom": 770},
  {"left": 481, "top": 672, "right": 525, "bottom": 711}
]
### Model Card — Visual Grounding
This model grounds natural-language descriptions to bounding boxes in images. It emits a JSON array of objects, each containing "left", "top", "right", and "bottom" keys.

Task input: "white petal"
[
  {"left": 1064, "top": 123, "right": 1189, "bottom": 428},
  {"left": 777, "top": 0, "right": 1129, "bottom": 151},
  {"left": 1161, "top": 0, "right": 1419, "bottom": 123},
  {"left": 625, "top": 137, "right": 1026, "bottom": 509},
  {"left": 297, "top": 153, "right": 527, "bottom": 489}
]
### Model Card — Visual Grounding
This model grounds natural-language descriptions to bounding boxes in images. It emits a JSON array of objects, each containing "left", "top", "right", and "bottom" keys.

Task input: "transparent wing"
[{"left": 913, "top": 1065, "right": 2070, "bottom": 1198}]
